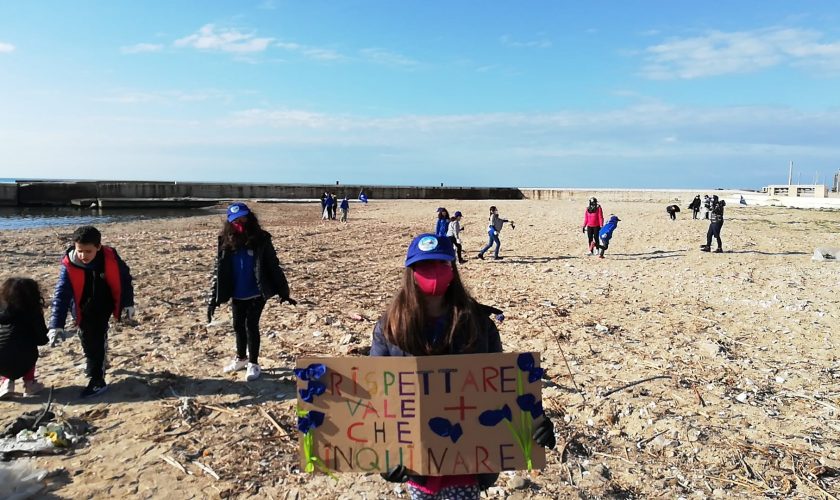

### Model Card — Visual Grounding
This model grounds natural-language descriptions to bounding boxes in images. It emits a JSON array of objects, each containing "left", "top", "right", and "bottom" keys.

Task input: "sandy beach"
[{"left": 1, "top": 199, "right": 839, "bottom": 499}]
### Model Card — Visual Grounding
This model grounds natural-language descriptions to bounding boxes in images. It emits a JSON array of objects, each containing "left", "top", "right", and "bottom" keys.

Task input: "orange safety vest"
[{"left": 62, "top": 246, "right": 123, "bottom": 324}]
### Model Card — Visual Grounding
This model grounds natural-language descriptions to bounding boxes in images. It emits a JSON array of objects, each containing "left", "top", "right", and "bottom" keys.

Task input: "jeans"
[
  {"left": 479, "top": 231, "right": 501, "bottom": 258},
  {"left": 232, "top": 297, "right": 267, "bottom": 364},
  {"left": 706, "top": 221, "right": 724, "bottom": 249}
]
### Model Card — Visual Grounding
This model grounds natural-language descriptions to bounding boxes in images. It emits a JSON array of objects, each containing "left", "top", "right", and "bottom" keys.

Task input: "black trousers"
[
  {"left": 79, "top": 315, "right": 110, "bottom": 381},
  {"left": 706, "top": 221, "right": 724, "bottom": 249},
  {"left": 448, "top": 236, "right": 463, "bottom": 262},
  {"left": 232, "top": 297, "right": 266, "bottom": 364},
  {"left": 586, "top": 226, "right": 601, "bottom": 249},
  {"left": 692, "top": 208, "right": 699, "bottom": 219}
]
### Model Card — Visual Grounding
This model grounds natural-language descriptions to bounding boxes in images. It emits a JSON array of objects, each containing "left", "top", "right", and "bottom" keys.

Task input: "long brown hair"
[
  {"left": 0, "top": 277, "right": 45, "bottom": 314},
  {"left": 220, "top": 212, "right": 265, "bottom": 251},
  {"left": 381, "top": 263, "right": 481, "bottom": 355}
]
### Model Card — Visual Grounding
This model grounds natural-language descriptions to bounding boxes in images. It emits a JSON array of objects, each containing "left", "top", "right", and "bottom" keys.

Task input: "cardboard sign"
[{"left": 295, "top": 352, "right": 546, "bottom": 476}]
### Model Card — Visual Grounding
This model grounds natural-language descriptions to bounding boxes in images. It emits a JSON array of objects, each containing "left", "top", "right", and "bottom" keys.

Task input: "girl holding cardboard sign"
[{"left": 370, "top": 233, "right": 556, "bottom": 500}]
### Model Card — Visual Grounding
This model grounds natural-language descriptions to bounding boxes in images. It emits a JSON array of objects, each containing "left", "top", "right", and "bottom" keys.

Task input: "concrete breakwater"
[
  {"left": 5, "top": 181, "right": 523, "bottom": 207},
  {"left": 1, "top": 180, "right": 754, "bottom": 207}
]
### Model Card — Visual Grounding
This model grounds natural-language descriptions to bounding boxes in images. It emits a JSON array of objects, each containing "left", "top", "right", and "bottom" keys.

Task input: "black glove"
[
  {"left": 380, "top": 465, "right": 426, "bottom": 485},
  {"left": 581, "top": 227, "right": 586, "bottom": 234},
  {"left": 533, "top": 416, "right": 556, "bottom": 449},
  {"left": 380, "top": 465, "right": 408, "bottom": 483},
  {"left": 207, "top": 303, "right": 216, "bottom": 324},
  {"left": 279, "top": 297, "right": 297, "bottom": 306},
  {"left": 477, "top": 473, "right": 499, "bottom": 490}
]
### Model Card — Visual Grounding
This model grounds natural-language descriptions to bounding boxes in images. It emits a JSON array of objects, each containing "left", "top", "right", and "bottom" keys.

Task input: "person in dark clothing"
[
  {"left": 0, "top": 278, "right": 49, "bottom": 399},
  {"left": 666, "top": 204, "right": 680, "bottom": 221},
  {"left": 688, "top": 195, "right": 702, "bottom": 219},
  {"left": 339, "top": 196, "right": 350, "bottom": 222},
  {"left": 581, "top": 197, "right": 604, "bottom": 255},
  {"left": 330, "top": 193, "right": 339, "bottom": 219},
  {"left": 372, "top": 233, "right": 556, "bottom": 500},
  {"left": 435, "top": 207, "right": 450, "bottom": 237},
  {"left": 320, "top": 192, "right": 328, "bottom": 217},
  {"left": 701, "top": 196, "right": 726, "bottom": 253},
  {"left": 49, "top": 226, "right": 135, "bottom": 398},
  {"left": 207, "top": 203, "right": 296, "bottom": 382}
]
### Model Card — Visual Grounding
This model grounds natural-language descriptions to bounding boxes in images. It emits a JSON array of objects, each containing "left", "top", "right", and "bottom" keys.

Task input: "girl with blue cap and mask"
[
  {"left": 207, "top": 202, "right": 296, "bottom": 382},
  {"left": 370, "top": 233, "right": 556, "bottom": 499}
]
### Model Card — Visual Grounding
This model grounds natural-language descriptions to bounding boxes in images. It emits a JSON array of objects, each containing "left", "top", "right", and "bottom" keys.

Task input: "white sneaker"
[
  {"left": 245, "top": 363, "right": 261, "bottom": 381},
  {"left": 223, "top": 358, "right": 248, "bottom": 373},
  {"left": 23, "top": 380, "right": 45, "bottom": 396},
  {"left": 0, "top": 378, "right": 15, "bottom": 399}
]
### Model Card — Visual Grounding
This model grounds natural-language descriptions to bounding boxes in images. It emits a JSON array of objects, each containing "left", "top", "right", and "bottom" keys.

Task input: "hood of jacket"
[{"left": 64, "top": 248, "right": 99, "bottom": 270}]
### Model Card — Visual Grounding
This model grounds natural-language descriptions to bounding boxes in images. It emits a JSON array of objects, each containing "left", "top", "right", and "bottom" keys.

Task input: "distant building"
[
  {"left": 833, "top": 170, "right": 840, "bottom": 192},
  {"left": 761, "top": 184, "right": 828, "bottom": 197}
]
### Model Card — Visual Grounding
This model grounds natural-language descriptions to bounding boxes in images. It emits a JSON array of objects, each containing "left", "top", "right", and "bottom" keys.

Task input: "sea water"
[{"left": 0, "top": 206, "right": 219, "bottom": 231}]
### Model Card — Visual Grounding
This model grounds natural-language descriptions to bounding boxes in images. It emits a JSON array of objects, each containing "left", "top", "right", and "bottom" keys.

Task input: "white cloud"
[
  {"left": 499, "top": 34, "right": 552, "bottom": 49},
  {"left": 93, "top": 89, "right": 230, "bottom": 104},
  {"left": 642, "top": 27, "right": 840, "bottom": 79},
  {"left": 359, "top": 48, "right": 420, "bottom": 67},
  {"left": 121, "top": 43, "right": 164, "bottom": 54},
  {"left": 0, "top": 42, "right": 15, "bottom": 53},
  {"left": 174, "top": 24, "right": 273, "bottom": 53},
  {"left": 219, "top": 103, "right": 840, "bottom": 154},
  {"left": 276, "top": 42, "right": 344, "bottom": 61}
]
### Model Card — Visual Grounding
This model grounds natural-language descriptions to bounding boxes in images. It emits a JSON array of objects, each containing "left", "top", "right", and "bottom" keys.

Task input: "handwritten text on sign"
[{"left": 295, "top": 352, "right": 546, "bottom": 476}]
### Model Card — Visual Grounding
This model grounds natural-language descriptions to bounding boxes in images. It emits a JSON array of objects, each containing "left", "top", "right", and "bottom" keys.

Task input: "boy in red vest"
[{"left": 48, "top": 226, "right": 135, "bottom": 398}]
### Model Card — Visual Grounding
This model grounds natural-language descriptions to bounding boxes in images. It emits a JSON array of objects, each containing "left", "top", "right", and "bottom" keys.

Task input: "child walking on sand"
[
  {"left": 372, "top": 233, "right": 556, "bottom": 499},
  {"left": 446, "top": 211, "right": 466, "bottom": 264},
  {"left": 0, "top": 278, "right": 49, "bottom": 399},
  {"left": 597, "top": 215, "right": 621, "bottom": 258},
  {"left": 49, "top": 226, "right": 135, "bottom": 398},
  {"left": 477, "top": 206, "right": 513, "bottom": 260},
  {"left": 207, "top": 203, "right": 296, "bottom": 382},
  {"left": 582, "top": 197, "right": 604, "bottom": 255},
  {"left": 339, "top": 196, "right": 350, "bottom": 223},
  {"left": 435, "top": 207, "right": 450, "bottom": 237}
]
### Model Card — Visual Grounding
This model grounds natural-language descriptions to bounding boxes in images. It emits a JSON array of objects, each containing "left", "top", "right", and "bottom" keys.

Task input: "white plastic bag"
[{"left": 812, "top": 247, "right": 840, "bottom": 261}]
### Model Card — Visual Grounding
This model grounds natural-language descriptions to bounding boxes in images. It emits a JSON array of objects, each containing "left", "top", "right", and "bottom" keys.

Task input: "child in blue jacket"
[
  {"left": 49, "top": 226, "right": 135, "bottom": 398},
  {"left": 597, "top": 215, "right": 620, "bottom": 258}
]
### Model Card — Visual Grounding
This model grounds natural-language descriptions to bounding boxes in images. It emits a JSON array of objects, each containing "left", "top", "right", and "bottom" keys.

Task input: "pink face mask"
[
  {"left": 412, "top": 261, "right": 454, "bottom": 296},
  {"left": 231, "top": 219, "right": 245, "bottom": 233}
]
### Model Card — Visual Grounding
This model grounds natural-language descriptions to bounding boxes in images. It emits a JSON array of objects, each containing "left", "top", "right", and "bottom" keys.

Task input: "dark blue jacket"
[
  {"left": 209, "top": 231, "right": 290, "bottom": 306},
  {"left": 435, "top": 218, "right": 449, "bottom": 238},
  {"left": 339, "top": 199, "right": 349, "bottom": 210},
  {"left": 50, "top": 247, "right": 134, "bottom": 329}
]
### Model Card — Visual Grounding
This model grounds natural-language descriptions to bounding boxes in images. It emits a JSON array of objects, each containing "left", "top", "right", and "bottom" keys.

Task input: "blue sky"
[{"left": 2, "top": 1, "right": 840, "bottom": 189}]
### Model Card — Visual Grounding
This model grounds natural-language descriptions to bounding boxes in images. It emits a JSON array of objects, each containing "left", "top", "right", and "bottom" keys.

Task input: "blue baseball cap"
[
  {"left": 454, "top": 211, "right": 462, "bottom": 217},
  {"left": 227, "top": 202, "right": 251, "bottom": 222},
  {"left": 405, "top": 234, "right": 456, "bottom": 267}
]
